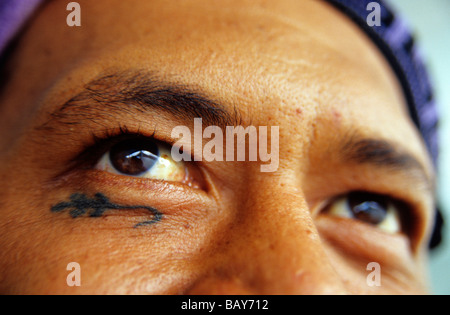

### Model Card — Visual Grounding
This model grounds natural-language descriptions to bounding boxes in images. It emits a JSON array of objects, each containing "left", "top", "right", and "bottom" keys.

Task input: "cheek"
[
  {"left": 321, "top": 244, "right": 427, "bottom": 295},
  {"left": 315, "top": 216, "right": 427, "bottom": 294},
  {"left": 0, "top": 182, "right": 225, "bottom": 294}
]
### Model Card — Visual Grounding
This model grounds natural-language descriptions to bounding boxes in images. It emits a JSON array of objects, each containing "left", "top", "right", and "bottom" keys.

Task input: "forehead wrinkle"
[
  {"left": 250, "top": 3, "right": 372, "bottom": 62},
  {"left": 233, "top": 6, "right": 354, "bottom": 64}
]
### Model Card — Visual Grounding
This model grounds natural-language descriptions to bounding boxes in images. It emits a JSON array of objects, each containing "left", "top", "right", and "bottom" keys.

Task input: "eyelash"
[
  {"left": 70, "top": 125, "right": 158, "bottom": 170},
  {"left": 68, "top": 124, "right": 206, "bottom": 190},
  {"left": 67, "top": 124, "right": 420, "bottom": 244}
]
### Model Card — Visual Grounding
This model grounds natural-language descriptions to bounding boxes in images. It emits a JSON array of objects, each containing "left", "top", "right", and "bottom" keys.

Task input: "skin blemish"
[
  {"left": 51, "top": 193, "right": 162, "bottom": 227},
  {"left": 332, "top": 109, "right": 342, "bottom": 126}
]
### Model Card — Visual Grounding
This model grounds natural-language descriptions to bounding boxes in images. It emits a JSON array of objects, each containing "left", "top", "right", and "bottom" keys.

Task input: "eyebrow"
[
  {"left": 342, "top": 136, "right": 433, "bottom": 192},
  {"left": 39, "top": 70, "right": 241, "bottom": 131},
  {"left": 40, "top": 69, "right": 433, "bottom": 192}
]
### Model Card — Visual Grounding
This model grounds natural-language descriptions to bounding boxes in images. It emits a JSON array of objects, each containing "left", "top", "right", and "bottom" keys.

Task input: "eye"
[
  {"left": 96, "top": 137, "right": 198, "bottom": 185},
  {"left": 324, "top": 191, "right": 404, "bottom": 234}
]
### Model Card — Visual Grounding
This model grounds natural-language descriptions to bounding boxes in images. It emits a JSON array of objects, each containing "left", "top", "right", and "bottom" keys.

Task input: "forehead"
[{"left": 5, "top": 0, "right": 430, "bottom": 168}]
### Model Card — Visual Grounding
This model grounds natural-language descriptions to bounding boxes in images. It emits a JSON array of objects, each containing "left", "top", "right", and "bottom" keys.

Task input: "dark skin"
[{"left": 0, "top": 0, "right": 435, "bottom": 294}]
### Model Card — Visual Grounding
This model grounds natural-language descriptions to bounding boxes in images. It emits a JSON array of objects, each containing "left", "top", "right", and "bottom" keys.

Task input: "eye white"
[{"left": 327, "top": 195, "right": 401, "bottom": 234}]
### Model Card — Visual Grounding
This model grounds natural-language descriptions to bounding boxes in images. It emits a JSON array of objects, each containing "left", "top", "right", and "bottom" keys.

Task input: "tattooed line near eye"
[{"left": 51, "top": 193, "right": 162, "bottom": 227}]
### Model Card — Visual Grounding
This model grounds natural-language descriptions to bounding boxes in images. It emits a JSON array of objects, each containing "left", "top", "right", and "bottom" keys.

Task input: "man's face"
[{"left": 0, "top": 0, "right": 435, "bottom": 294}]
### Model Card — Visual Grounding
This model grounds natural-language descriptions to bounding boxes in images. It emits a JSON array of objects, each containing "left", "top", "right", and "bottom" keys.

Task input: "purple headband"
[
  {"left": 0, "top": 0, "right": 42, "bottom": 54},
  {"left": 0, "top": 0, "right": 439, "bottom": 165}
]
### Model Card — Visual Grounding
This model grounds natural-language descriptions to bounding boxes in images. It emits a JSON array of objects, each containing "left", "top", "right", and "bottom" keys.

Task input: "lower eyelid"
[
  {"left": 89, "top": 154, "right": 208, "bottom": 191},
  {"left": 316, "top": 215, "right": 416, "bottom": 266},
  {"left": 80, "top": 169, "right": 213, "bottom": 213}
]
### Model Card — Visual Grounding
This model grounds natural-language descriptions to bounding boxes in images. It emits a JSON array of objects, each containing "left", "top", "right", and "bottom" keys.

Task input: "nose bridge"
[{"left": 187, "top": 177, "right": 348, "bottom": 294}]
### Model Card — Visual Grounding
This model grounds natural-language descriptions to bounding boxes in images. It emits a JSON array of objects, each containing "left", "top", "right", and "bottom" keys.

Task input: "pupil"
[
  {"left": 109, "top": 139, "right": 159, "bottom": 175},
  {"left": 348, "top": 192, "right": 388, "bottom": 225}
]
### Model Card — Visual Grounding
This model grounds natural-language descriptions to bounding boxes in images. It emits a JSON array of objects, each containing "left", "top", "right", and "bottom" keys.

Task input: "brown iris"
[
  {"left": 109, "top": 139, "right": 159, "bottom": 176},
  {"left": 347, "top": 191, "right": 388, "bottom": 225}
]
